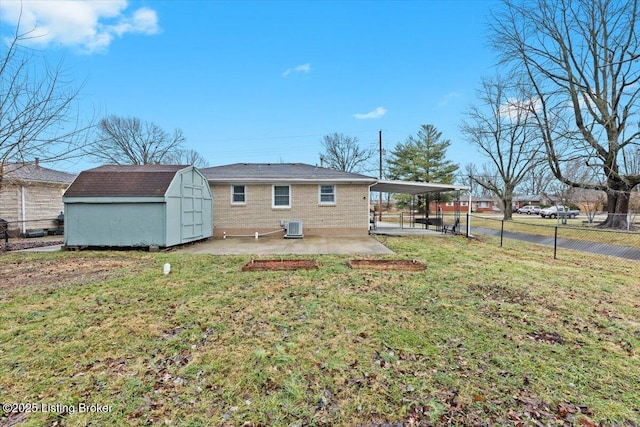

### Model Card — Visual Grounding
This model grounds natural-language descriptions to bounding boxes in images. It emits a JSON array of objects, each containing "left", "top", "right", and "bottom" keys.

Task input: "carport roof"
[{"left": 370, "top": 180, "right": 469, "bottom": 195}]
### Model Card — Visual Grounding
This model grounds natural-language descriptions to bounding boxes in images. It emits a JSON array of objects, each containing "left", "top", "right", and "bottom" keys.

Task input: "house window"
[
  {"left": 445, "top": 202, "right": 454, "bottom": 207},
  {"left": 461, "top": 201, "right": 468, "bottom": 207},
  {"left": 479, "top": 201, "right": 489, "bottom": 208},
  {"left": 319, "top": 185, "right": 335, "bottom": 204},
  {"left": 273, "top": 185, "right": 290, "bottom": 208},
  {"left": 231, "top": 185, "right": 246, "bottom": 204}
]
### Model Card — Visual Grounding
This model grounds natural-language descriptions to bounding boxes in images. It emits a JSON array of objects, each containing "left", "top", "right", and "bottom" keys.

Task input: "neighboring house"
[
  {"left": 201, "top": 163, "right": 377, "bottom": 237},
  {"left": 0, "top": 162, "right": 75, "bottom": 236},
  {"left": 63, "top": 165, "right": 212, "bottom": 248},
  {"left": 430, "top": 199, "right": 472, "bottom": 213},
  {"left": 512, "top": 194, "right": 550, "bottom": 210},
  {"left": 471, "top": 196, "right": 500, "bottom": 213},
  {"left": 430, "top": 196, "right": 496, "bottom": 213}
]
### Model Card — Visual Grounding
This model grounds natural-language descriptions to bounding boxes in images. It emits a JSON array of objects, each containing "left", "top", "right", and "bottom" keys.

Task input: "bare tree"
[
  {"left": 1, "top": 13, "right": 92, "bottom": 173},
  {"left": 517, "top": 168, "right": 554, "bottom": 198},
  {"left": 459, "top": 164, "right": 483, "bottom": 197},
  {"left": 164, "top": 148, "right": 209, "bottom": 168},
  {"left": 90, "top": 115, "right": 185, "bottom": 165},
  {"left": 545, "top": 159, "right": 606, "bottom": 223},
  {"left": 461, "top": 76, "right": 544, "bottom": 220},
  {"left": 491, "top": 0, "right": 640, "bottom": 228},
  {"left": 319, "top": 133, "right": 373, "bottom": 173},
  {"left": 574, "top": 188, "right": 606, "bottom": 224}
]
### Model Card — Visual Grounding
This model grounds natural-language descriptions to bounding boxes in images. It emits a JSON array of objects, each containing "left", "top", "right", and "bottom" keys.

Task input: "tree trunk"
[
  {"left": 503, "top": 197, "right": 513, "bottom": 221},
  {"left": 600, "top": 190, "right": 631, "bottom": 229}
]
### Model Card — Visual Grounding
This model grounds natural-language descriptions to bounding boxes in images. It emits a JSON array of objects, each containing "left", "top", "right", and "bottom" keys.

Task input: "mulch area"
[
  {"left": 242, "top": 259, "right": 319, "bottom": 271},
  {"left": 0, "top": 236, "right": 63, "bottom": 253}
]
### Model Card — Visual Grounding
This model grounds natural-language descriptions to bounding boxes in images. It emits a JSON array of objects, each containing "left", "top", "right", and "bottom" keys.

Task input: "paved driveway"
[{"left": 174, "top": 236, "right": 394, "bottom": 255}]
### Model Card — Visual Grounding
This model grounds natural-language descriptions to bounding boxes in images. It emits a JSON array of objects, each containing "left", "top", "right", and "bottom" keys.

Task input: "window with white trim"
[
  {"left": 231, "top": 185, "right": 246, "bottom": 204},
  {"left": 319, "top": 185, "right": 336, "bottom": 204},
  {"left": 273, "top": 185, "right": 290, "bottom": 208}
]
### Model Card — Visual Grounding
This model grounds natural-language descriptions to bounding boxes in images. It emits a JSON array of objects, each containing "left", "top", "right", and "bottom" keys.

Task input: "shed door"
[{"left": 182, "top": 184, "right": 204, "bottom": 240}]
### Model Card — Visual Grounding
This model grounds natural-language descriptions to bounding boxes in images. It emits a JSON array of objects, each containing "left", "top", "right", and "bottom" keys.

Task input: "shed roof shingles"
[{"left": 64, "top": 165, "right": 189, "bottom": 198}]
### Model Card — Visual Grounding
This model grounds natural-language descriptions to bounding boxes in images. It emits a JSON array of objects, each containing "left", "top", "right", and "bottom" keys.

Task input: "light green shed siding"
[
  {"left": 63, "top": 166, "right": 212, "bottom": 248},
  {"left": 165, "top": 167, "right": 213, "bottom": 246},
  {"left": 65, "top": 202, "right": 166, "bottom": 246}
]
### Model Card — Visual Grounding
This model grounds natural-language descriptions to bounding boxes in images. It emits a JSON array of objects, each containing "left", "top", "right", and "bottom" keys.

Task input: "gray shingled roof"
[
  {"left": 201, "top": 163, "right": 376, "bottom": 183},
  {"left": 2, "top": 163, "right": 76, "bottom": 184},
  {"left": 64, "top": 165, "right": 190, "bottom": 198}
]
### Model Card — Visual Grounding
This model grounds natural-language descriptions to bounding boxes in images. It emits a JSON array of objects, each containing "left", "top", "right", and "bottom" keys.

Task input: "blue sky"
[{"left": 1, "top": 0, "right": 500, "bottom": 175}]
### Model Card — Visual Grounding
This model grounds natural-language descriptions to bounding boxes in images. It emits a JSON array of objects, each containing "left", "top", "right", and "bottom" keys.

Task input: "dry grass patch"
[{"left": 0, "top": 240, "right": 638, "bottom": 426}]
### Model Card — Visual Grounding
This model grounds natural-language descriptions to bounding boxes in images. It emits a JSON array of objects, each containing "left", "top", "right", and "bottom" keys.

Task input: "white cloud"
[
  {"left": 0, "top": 0, "right": 160, "bottom": 53},
  {"left": 282, "top": 63, "right": 311, "bottom": 77},
  {"left": 499, "top": 97, "right": 540, "bottom": 121},
  {"left": 437, "top": 91, "right": 460, "bottom": 107},
  {"left": 353, "top": 107, "right": 387, "bottom": 120}
]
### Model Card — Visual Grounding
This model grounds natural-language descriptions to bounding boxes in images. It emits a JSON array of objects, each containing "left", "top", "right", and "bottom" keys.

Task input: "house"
[
  {"left": 201, "top": 163, "right": 377, "bottom": 237},
  {"left": 63, "top": 165, "right": 212, "bottom": 248},
  {"left": 512, "top": 194, "right": 550, "bottom": 210},
  {"left": 0, "top": 162, "right": 75, "bottom": 237},
  {"left": 470, "top": 196, "right": 500, "bottom": 213},
  {"left": 428, "top": 195, "right": 497, "bottom": 213}
]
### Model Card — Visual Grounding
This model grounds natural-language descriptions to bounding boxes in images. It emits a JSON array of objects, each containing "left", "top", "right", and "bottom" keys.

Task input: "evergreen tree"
[
  {"left": 387, "top": 124, "right": 459, "bottom": 213},
  {"left": 388, "top": 124, "right": 458, "bottom": 183}
]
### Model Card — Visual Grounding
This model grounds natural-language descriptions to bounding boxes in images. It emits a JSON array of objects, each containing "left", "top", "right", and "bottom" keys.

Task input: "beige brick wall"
[
  {"left": 210, "top": 183, "right": 370, "bottom": 237},
  {"left": 0, "top": 181, "right": 67, "bottom": 234}
]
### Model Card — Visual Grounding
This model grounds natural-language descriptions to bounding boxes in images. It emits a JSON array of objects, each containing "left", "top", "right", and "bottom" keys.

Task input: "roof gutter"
[{"left": 207, "top": 178, "right": 378, "bottom": 185}]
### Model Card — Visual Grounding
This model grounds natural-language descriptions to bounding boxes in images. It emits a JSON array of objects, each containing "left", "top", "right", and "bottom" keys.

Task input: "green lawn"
[{"left": 1, "top": 236, "right": 639, "bottom": 426}]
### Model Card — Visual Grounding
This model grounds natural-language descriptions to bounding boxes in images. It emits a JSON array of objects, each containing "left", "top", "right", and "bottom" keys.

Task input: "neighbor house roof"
[
  {"left": 64, "top": 164, "right": 190, "bottom": 198},
  {"left": 201, "top": 163, "right": 377, "bottom": 184},
  {"left": 513, "top": 194, "right": 545, "bottom": 202},
  {"left": 1, "top": 162, "right": 76, "bottom": 185}
]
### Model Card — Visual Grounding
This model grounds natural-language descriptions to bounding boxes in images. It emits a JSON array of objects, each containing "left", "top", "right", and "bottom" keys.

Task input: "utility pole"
[{"left": 378, "top": 130, "right": 383, "bottom": 221}]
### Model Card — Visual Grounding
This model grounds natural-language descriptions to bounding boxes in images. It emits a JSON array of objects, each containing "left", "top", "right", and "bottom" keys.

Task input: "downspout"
[
  {"left": 368, "top": 182, "right": 376, "bottom": 231},
  {"left": 21, "top": 186, "right": 26, "bottom": 235}
]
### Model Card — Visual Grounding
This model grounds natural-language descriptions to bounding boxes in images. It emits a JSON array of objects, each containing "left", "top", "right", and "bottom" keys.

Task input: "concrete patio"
[{"left": 173, "top": 235, "right": 395, "bottom": 255}]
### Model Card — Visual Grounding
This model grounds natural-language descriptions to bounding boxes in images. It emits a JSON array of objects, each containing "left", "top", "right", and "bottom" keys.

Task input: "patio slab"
[{"left": 173, "top": 235, "right": 395, "bottom": 255}]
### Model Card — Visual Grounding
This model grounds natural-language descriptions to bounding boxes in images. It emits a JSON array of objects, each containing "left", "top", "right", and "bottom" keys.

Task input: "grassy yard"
[{"left": 1, "top": 236, "right": 639, "bottom": 426}]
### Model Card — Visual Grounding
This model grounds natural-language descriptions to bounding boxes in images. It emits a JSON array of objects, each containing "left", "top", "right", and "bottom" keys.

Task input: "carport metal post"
[
  {"left": 378, "top": 129, "right": 383, "bottom": 221},
  {"left": 467, "top": 192, "right": 472, "bottom": 237}
]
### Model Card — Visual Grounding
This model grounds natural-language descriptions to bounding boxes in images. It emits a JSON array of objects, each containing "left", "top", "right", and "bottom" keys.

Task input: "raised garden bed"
[
  {"left": 242, "top": 259, "right": 319, "bottom": 271},
  {"left": 348, "top": 259, "right": 426, "bottom": 271}
]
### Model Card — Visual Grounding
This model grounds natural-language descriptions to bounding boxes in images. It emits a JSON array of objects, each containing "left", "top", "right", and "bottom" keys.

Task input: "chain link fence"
[
  {"left": 466, "top": 213, "right": 640, "bottom": 264},
  {"left": 0, "top": 216, "right": 65, "bottom": 240}
]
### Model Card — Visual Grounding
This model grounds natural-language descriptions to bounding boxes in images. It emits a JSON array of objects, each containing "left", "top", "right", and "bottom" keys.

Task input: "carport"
[{"left": 370, "top": 179, "right": 471, "bottom": 234}]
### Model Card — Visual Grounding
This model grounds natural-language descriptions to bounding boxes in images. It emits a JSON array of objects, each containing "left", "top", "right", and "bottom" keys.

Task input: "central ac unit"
[{"left": 284, "top": 220, "right": 304, "bottom": 239}]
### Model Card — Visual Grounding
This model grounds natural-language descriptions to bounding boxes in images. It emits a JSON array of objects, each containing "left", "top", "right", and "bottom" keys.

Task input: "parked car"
[
  {"left": 539, "top": 205, "right": 580, "bottom": 219},
  {"left": 517, "top": 205, "right": 541, "bottom": 215}
]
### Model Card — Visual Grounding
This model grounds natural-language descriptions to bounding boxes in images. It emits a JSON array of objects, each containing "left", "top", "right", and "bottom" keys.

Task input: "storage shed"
[{"left": 63, "top": 165, "right": 213, "bottom": 248}]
